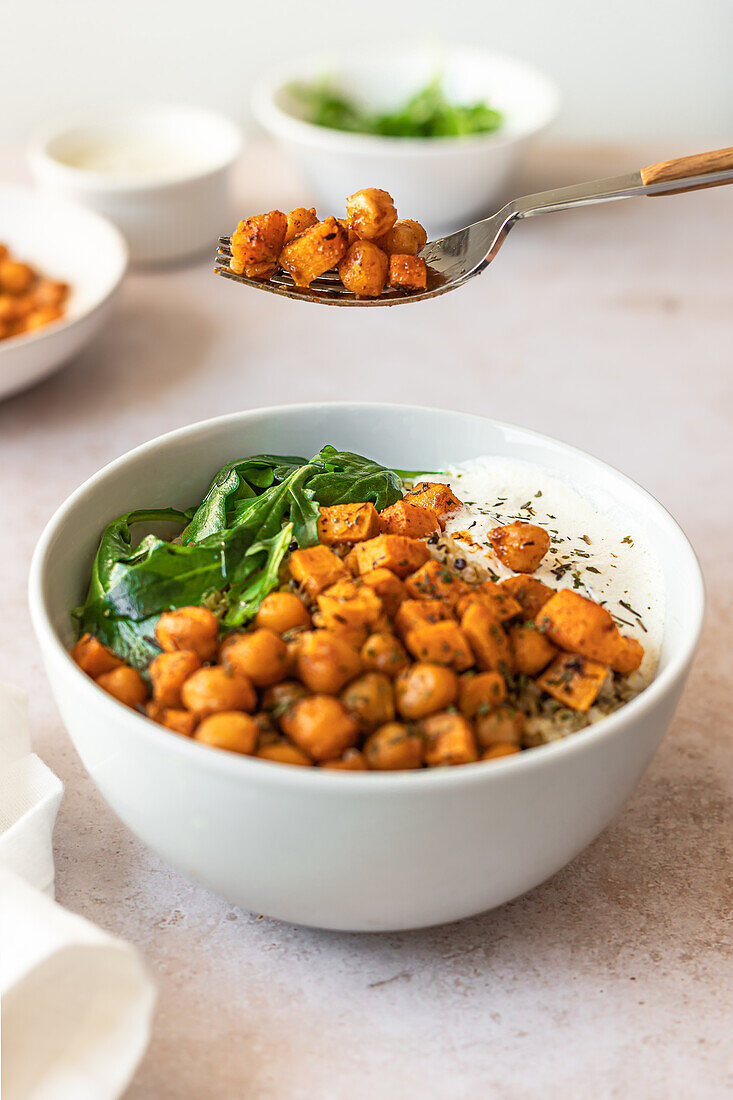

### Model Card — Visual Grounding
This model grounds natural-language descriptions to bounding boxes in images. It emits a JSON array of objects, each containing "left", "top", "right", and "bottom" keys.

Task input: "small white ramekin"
[
  {"left": 28, "top": 105, "right": 242, "bottom": 265},
  {"left": 253, "top": 47, "right": 560, "bottom": 233}
]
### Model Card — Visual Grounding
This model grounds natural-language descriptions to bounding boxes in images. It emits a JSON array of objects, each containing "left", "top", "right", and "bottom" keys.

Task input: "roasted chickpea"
[
  {"left": 254, "top": 591, "right": 311, "bottom": 634},
  {"left": 195, "top": 711, "right": 259, "bottom": 755},
  {"left": 341, "top": 672, "right": 395, "bottom": 732},
  {"left": 224, "top": 628, "right": 290, "bottom": 686},
  {"left": 488, "top": 522, "right": 551, "bottom": 573},
  {"left": 180, "top": 666, "right": 256, "bottom": 717},
  {"left": 257, "top": 740, "right": 312, "bottom": 766},
  {"left": 374, "top": 221, "right": 421, "bottom": 256},
  {"left": 155, "top": 606, "right": 219, "bottom": 661},
  {"left": 285, "top": 206, "right": 318, "bottom": 243},
  {"left": 160, "top": 708, "right": 198, "bottom": 736},
  {"left": 394, "top": 662, "right": 458, "bottom": 720},
  {"left": 475, "top": 705, "right": 524, "bottom": 749},
  {"left": 281, "top": 695, "right": 358, "bottom": 761},
  {"left": 96, "top": 666, "right": 148, "bottom": 709},
  {"left": 360, "top": 632, "right": 410, "bottom": 676},
  {"left": 321, "top": 749, "right": 368, "bottom": 770},
  {"left": 0, "top": 259, "right": 34, "bottom": 295},
  {"left": 296, "top": 632, "right": 361, "bottom": 694},
  {"left": 345, "top": 188, "right": 397, "bottom": 240},
  {"left": 396, "top": 218, "right": 427, "bottom": 250},
  {"left": 25, "top": 305, "right": 63, "bottom": 331},
  {"left": 149, "top": 649, "right": 201, "bottom": 707},
  {"left": 338, "top": 240, "right": 389, "bottom": 297},
  {"left": 458, "top": 671, "right": 507, "bottom": 718},
  {"left": 482, "top": 743, "right": 521, "bottom": 761},
  {"left": 71, "top": 633, "right": 123, "bottom": 678},
  {"left": 32, "top": 279, "right": 69, "bottom": 307},
  {"left": 364, "top": 722, "right": 424, "bottom": 770}
]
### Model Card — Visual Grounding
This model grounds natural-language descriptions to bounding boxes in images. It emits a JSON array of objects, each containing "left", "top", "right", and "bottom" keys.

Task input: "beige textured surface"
[{"left": 1, "top": 144, "right": 731, "bottom": 1099}]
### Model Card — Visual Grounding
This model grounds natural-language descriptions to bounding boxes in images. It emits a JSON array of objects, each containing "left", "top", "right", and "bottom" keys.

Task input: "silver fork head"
[{"left": 213, "top": 203, "right": 515, "bottom": 307}]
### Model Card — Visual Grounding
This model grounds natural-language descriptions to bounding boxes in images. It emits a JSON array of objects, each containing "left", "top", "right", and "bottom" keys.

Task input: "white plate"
[
  {"left": 29, "top": 404, "right": 704, "bottom": 932},
  {"left": 0, "top": 185, "right": 127, "bottom": 400}
]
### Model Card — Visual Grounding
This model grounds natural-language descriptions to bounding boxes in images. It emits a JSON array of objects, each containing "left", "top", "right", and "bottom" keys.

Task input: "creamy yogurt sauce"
[
  {"left": 56, "top": 137, "right": 209, "bottom": 180},
  {"left": 423, "top": 456, "right": 665, "bottom": 685}
]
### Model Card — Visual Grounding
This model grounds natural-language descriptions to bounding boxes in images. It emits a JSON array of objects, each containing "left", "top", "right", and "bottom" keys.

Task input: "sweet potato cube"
[
  {"left": 509, "top": 623, "right": 558, "bottom": 676},
  {"left": 279, "top": 216, "right": 348, "bottom": 288},
  {"left": 317, "top": 502, "right": 380, "bottom": 546},
  {"left": 461, "top": 603, "right": 514, "bottom": 673},
  {"left": 458, "top": 671, "right": 507, "bottom": 717},
  {"left": 231, "top": 211, "right": 287, "bottom": 269},
  {"left": 378, "top": 499, "right": 440, "bottom": 539},
  {"left": 404, "top": 559, "right": 467, "bottom": 606},
  {"left": 389, "top": 255, "right": 427, "bottom": 291},
  {"left": 360, "top": 568, "right": 406, "bottom": 617},
  {"left": 405, "top": 620, "right": 474, "bottom": 671},
  {"left": 338, "top": 240, "right": 389, "bottom": 297},
  {"left": 537, "top": 590, "right": 644, "bottom": 673},
  {"left": 500, "top": 576, "right": 555, "bottom": 621},
  {"left": 285, "top": 206, "right": 318, "bottom": 243},
  {"left": 351, "top": 535, "right": 431, "bottom": 578},
  {"left": 488, "top": 521, "right": 551, "bottom": 574},
  {"left": 317, "top": 579, "right": 383, "bottom": 630},
  {"left": 404, "top": 481, "right": 463, "bottom": 527},
  {"left": 537, "top": 653, "right": 609, "bottom": 712},
  {"left": 456, "top": 581, "right": 522, "bottom": 622},
  {"left": 289, "top": 544, "right": 348, "bottom": 599},
  {"left": 394, "top": 599, "right": 453, "bottom": 639},
  {"left": 422, "top": 712, "right": 478, "bottom": 767}
]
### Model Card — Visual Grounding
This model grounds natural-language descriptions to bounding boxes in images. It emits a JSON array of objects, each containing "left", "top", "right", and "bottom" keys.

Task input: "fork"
[{"left": 214, "top": 146, "right": 733, "bottom": 307}]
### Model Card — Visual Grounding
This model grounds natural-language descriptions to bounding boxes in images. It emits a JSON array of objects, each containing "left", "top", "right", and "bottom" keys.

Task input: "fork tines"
[{"left": 214, "top": 236, "right": 413, "bottom": 305}]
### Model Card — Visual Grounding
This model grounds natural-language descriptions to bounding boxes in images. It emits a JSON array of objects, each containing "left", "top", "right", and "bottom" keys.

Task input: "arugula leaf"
[
  {"left": 224, "top": 523, "right": 294, "bottom": 627},
  {"left": 182, "top": 454, "right": 306, "bottom": 543},
  {"left": 292, "top": 76, "right": 503, "bottom": 139}
]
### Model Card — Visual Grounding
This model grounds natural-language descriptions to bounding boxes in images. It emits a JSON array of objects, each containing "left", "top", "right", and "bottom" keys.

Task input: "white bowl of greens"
[{"left": 252, "top": 47, "right": 560, "bottom": 233}]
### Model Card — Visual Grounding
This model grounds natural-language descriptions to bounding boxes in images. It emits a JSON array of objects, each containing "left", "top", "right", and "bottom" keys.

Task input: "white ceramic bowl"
[
  {"left": 28, "top": 106, "right": 242, "bottom": 264},
  {"left": 253, "top": 48, "right": 560, "bottom": 233},
  {"left": 0, "top": 185, "right": 127, "bottom": 401},
  {"left": 29, "top": 404, "right": 703, "bottom": 932}
]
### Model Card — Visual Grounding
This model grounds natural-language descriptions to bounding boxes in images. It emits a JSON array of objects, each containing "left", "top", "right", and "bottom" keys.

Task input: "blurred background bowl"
[
  {"left": 28, "top": 105, "right": 242, "bottom": 265},
  {"left": 253, "top": 47, "right": 560, "bottom": 233},
  {"left": 0, "top": 184, "right": 127, "bottom": 400}
]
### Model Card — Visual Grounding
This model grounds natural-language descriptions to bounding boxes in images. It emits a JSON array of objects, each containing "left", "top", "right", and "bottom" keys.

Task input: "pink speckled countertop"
[{"left": 2, "top": 144, "right": 731, "bottom": 1099}]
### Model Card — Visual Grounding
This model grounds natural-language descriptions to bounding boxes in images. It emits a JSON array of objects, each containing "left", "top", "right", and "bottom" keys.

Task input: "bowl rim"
[
  {"left": 27, "top": 103, "right": 243, "bottom": 194},
  {"left": 0, "top": 183, "right": 128, "bottom": 356},
  {"left": 252, "top": 47, "right": 561, "bottom": 157},
  {"left": 29, "top": 401, "right": 704, "bottom": 793}
]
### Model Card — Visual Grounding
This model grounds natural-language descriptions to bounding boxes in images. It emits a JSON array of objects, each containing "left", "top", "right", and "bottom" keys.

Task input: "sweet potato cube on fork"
[
  {"left": 536, "top": 653, "right": 609, "bottom": 712},
  {"left": 231, "top": 211, "right": 287, "bottom": 277},
  {"left": 285, "top": 207, "right": 318, "bottom": 244},
  {"left": 317, "top": 502, "right": 380, "bottom": 546},
  {"left": 279, "top": 216, "right": 349, "bottom": 288},
  {"left": 389, "top": 255, "right": 427, "bottom": 291}
]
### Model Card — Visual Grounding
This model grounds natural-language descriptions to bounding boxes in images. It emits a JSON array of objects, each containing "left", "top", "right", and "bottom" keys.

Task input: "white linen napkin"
[{"left": 0, "top": 683, "right": 156, "bottom": 1100}]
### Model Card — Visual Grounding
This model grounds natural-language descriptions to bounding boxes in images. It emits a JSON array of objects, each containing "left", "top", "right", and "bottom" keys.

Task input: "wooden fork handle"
[{"left": 641, "top": 146, "right": 733, "bottom": 195}]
